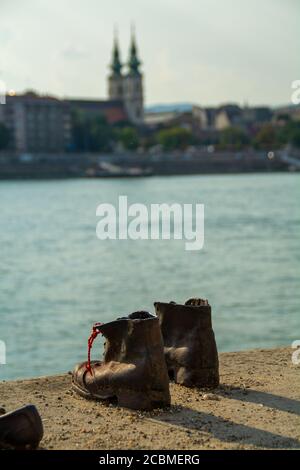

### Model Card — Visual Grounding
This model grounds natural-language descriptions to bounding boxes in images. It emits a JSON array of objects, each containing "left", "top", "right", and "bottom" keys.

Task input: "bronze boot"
[
  {"left": 72, "top": 312, "right": 171, "bottom": 410},
  {"left": 0, "top": 405, "right": 43, "bottom": 449},
  {"left": 154, "top": 299, "right": 219, "bottom": 388}
]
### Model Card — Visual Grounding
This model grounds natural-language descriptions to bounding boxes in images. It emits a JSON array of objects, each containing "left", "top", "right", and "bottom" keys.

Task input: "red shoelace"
[{"left": 86, "top": 322, "right": 103, "bottom": 375}]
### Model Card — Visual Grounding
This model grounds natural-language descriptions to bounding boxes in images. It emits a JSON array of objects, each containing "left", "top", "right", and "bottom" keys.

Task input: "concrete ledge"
[{"left": 1, "top": 347, "right": 299, "bottom": 450}]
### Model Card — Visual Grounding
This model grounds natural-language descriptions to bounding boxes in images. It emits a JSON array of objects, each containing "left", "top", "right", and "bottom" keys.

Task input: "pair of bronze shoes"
[{"left": 72, "top": 298, "right": 219, "bottom": 410}]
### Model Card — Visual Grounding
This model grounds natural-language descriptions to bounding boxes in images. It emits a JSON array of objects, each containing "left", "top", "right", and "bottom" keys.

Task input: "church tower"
[
  {"left": 123, "top": 28, "right": 144, "bottom": 125},
  {"left": 108, "top": 32, "right": 123, "bottom": 101}
]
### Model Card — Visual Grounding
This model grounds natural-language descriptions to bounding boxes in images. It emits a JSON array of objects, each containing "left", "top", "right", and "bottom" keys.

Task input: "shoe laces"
[{"left": 86, "top": 322, "right": 103, "bottom": 375}]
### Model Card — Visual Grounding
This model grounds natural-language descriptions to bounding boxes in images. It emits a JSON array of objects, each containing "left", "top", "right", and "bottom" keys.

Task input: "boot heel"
[
  {"left": 117, "top": 389, "right": 170, "bottom": 410},
  {"left": 176, "top": 366, "right": 219, "bottom": 388}
]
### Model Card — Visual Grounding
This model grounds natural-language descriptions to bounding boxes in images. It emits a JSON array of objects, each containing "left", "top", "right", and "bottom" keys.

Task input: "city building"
[
  {"left": 144, "top": 111, "right": 183, "bottom": 128},
  {"left": 273, "top": 105, "right": 300, "bottom": 124},
  {"left": 67, "top": 99, "right": 127, "bottom": 125},
  {"left": 0, "top": 91, "right": 71, "bottom": 153},
  {"left": 0, "top": 28, "right": 281, "bottom": 154},
  {"left": 214, "top": 104, "right": 243, "bottom": 130},
  {"left": 192, "top": 106, "right": 217, "bottom": 132},
  {"left": 0, "top": 28, "right": 145, "bottom": 154},
  {"left": 214, "top": 104, "right": 272, "bottom": 131}
]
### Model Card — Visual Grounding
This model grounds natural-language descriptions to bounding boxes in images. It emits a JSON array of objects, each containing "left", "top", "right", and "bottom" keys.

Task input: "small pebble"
[{"left": 202, "top": 393, "right": 221, "bottom": 401}]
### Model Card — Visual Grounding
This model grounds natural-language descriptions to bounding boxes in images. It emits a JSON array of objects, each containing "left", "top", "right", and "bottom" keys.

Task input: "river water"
[{"left": 0, "top": 173, "right": 299, "bottom": 380}]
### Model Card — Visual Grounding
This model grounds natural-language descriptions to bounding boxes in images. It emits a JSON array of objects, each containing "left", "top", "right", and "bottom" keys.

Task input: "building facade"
[
  {"left": 67, "top": 99, "right": 127, "bottom": 125},
  {"left": 0, "top": 92, "right": 72, "bottom": 153}
]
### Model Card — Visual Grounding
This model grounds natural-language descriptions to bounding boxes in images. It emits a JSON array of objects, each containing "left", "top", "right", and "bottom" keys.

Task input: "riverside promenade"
[
  {"left": 1, "top": 347, "right": 299, "bottom": 450},
  {"left": 0, "top": 150, "right": 289, "bottom": 179}
]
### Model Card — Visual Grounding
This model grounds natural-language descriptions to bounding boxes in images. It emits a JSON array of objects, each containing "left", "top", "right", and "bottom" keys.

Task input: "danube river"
[{"left": 0, "top": 173, "right": 299, "bottom": 380}]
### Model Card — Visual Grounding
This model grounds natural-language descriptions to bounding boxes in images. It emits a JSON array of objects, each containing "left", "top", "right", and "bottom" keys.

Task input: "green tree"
[
  {"left": 0, "top": 123, "right": 10, "bottom": 150},
  {"left": 71, "top": 111, "right": 114, "bottom": 152},
  {"left": 118, "top": 127, "right": 139, "bottom": 151},
  {"left": 89, "top": 115, "right": 114, "bottom": 152},
  {"left": 71, "top": 110, "right": 88, "bottom": 151},
  {"left": 253, "top": 124, "right": 279, "bottom": 149},
  {"left": 290, "top": 124, "right": 300, "bottom": 148},
  {"left": 219, "top": 127, "right": 249, "bottom": 150},
  {"left": 157, "top": 127, "right": 193, "bottom": 151},
  {"left": 278, "top": 121, "right": 300, "bottom": 148}
]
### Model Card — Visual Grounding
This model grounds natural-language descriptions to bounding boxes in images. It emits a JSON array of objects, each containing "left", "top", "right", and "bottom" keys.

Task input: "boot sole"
[{"left": 72, "top": 382, "right": 170, "bottom": 411}]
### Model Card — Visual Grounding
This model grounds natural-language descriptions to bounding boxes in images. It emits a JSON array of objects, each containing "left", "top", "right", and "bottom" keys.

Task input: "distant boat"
[{"left": 85, "top": 161, "right": 153, "bottom": 178}]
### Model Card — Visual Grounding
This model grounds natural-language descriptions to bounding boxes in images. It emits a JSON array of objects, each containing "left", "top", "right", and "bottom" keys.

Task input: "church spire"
[
  {"left": 110, "top": 28, "right": 122, "bottom": 76},
  {"left": 128, "top": 24, "right": 141, "bottom": 75}
]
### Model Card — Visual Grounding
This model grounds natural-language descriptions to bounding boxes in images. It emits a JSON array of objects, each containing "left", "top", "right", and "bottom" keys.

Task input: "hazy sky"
[{"left": 0, "top": 0, "right": 298, "bottom": 106}]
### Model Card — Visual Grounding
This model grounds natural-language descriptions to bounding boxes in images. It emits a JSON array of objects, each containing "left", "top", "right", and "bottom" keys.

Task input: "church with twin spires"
[
  {"left": 108, "top": 29, "right": 144, "bottom": 126},
  {"left": 0, "top": 29, "right": 145, "bottom": 154}
]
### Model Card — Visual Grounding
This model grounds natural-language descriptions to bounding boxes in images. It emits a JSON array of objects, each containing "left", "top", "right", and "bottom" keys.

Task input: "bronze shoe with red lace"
[{"left": 72, "top": 312, "right": 171, "bottom": 410}]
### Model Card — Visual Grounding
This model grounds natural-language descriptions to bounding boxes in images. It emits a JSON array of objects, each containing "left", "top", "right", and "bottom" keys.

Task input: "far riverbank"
[{"left": 0, "top": 149, "right": 291, "bottom": 179}]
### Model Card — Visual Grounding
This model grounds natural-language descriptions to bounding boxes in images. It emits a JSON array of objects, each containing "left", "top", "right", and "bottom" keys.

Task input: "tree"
[
  {"left": 71, "top": 110, "right": 88, "bottom": 151},
  {"left": 219, "top": 127, "right": 249, "bottom": 150},
  {"left": 290, "top": 123, "right": 300, "bottom": 148},
  {"left": 89, "top": 115, "right": 114, "bottom": 152},
  {"left": 71, "top": 111, "right": 113, "bottom": 152},
  {"left": 253, "top": 124, "right": 279, "bottom": 149},
  {"left": 0, "top": 123, "right": 10, "bottom": 150},
  {"left": 278, "top": 121, "right": 300, "bottom": 148},
  {"left": 118, "top": 127, "right": 139, "bottom": 151},
  {"left": 157, "top": 127, "right": 193, "bottom": 151}
]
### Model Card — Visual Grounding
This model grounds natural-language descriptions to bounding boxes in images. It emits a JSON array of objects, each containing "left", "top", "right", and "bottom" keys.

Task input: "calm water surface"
[{"left": 0, "top": 173, "right": 299, "bottom": 380}]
